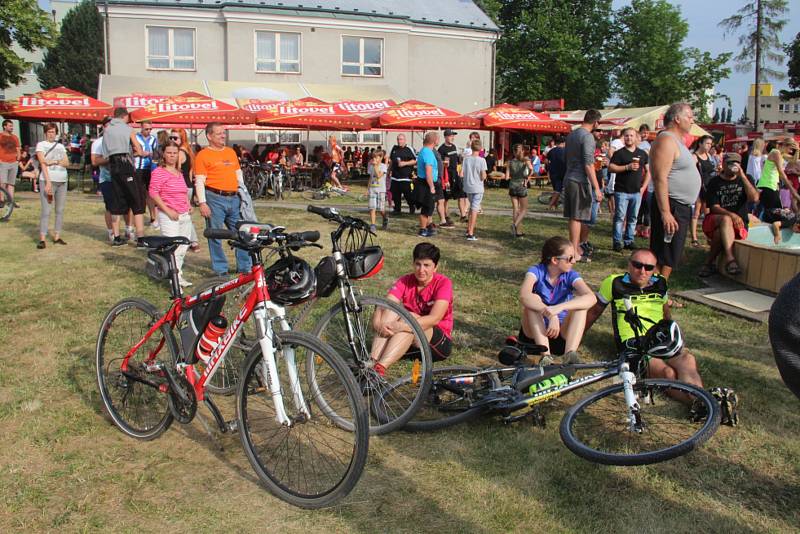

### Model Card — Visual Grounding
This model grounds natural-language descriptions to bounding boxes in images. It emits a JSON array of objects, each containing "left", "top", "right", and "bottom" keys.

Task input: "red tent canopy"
[
  {"left": 236, "top": 98, "right": 280, "bottom": 113},
  {"left": 130, "top": 91, "right": 254, "bottom": 124},
  {"left": 468, "top": 103, "right": 571, "bottom": 133},
  {"left": 254, "top": 97, "right": 370, "bottom": 130},
  {"left": 0, "top": 86, "right": 112, "bottom": 123},
  {"left": 374, "top": 100, "right": 480, "bottom": 129}
]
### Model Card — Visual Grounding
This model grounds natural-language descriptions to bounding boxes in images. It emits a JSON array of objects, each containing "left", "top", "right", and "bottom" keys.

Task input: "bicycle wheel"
[
  {"left": 95, "top": 298, "right": 177, "bottom": 440},
  {"left": 194, "top": 276, "right": 255, "bottom": 395},
  {"left": 560, "top": 379, "right": 721, "bottom": 466},
  {"left": 308, "top": 295, "right": 433, "bottom": 435},
  {"left": 0, "top": 186, "right": 13, "bottom": 222},
  {"left": 237, "top": 331, "right": 369, "bottom": 509},
  {"left": 401, "top": 366, "right": 496, "bottom": 432}
]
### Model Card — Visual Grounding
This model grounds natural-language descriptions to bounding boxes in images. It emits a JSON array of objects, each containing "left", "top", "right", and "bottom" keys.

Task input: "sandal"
[
  {"left": 691, "top": 239, "right": 702, "bottom": 248},
  {"left": 53, "top": 238, "right": 67, "bottom": 245},
  {"left": 698, "top": 263, "right": 717, "bottom": 278},
  {"left": 725, "top": 260, "right": 742, "bottom": 276}
]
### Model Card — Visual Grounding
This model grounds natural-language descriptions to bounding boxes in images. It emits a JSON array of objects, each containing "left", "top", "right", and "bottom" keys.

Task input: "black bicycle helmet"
[
  {"left": 640, "top": 319, "right": 684, "bottom": 359},
  {"left": 266, "top": 256, "right": 316, "bottom": 305}
]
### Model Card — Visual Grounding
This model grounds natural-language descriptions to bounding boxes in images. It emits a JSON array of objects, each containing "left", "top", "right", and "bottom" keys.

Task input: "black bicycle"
[
  {"left": 293, "top": 206, "right": 433, "bottom": 435},
  {"left": 242, "top": 161, "right": 287, "bottom": 200},
  {"left": 0, "top": 185, "right": 13, "bottom": 222},
  {"left": 393, "top": 301, "right": 721, "bottom": 465}
]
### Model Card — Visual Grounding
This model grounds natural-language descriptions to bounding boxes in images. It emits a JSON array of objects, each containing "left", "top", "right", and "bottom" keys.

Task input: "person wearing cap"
[
  {"left": 698, "top": 152, "right": 760, "bottom": 277},
  {"left": 439, "top": 129, "right": 465, "bottom": 225}
]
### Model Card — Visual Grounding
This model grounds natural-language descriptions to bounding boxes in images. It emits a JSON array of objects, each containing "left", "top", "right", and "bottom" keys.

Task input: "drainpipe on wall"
[{"left": 103, "top": 0, "right": 111, "bottom": 74}]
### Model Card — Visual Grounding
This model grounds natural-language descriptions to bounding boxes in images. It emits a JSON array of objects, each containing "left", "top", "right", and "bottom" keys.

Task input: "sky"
[
  {"left": 612, "top": 0, "right": 800, "bottom": 116},
  {"left": 39, "top": 0, "right": 798, "bottom": 115}
]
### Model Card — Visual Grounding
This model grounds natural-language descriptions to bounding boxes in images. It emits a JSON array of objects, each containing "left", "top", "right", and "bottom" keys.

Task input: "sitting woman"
[
  {"left": 18, "top": 147, "right": 38, "bottom": 192},
  {"left": 518, "top": 236, "right": 596, "bottom": 363},
  {"left": 370, "top": 242, "right": 453, "bottom": 376}
]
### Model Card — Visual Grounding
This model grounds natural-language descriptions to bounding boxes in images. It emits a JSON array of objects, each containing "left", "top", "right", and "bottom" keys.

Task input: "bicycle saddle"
[
  {"left": 505, "top": 335, "right": 548, "bottom": 355},
  {"left": 139, "top": 236, "right": 191, "bottom": 251}
]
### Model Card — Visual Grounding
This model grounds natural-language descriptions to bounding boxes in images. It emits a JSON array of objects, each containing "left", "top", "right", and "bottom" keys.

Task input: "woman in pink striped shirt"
[{"left": 149, "top": 142, "right": 193, "bottom": 287}]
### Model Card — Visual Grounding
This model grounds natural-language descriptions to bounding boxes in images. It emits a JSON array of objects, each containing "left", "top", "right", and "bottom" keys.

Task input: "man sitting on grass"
[
  {"left": 370, "top": 242, "right": 453, "bottom": 375},
  {"left": 585, "top": 248, "right": 703, "bottom": 387}
]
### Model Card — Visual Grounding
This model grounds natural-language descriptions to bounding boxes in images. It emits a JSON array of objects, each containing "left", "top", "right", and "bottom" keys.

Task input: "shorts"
[
  {"left": 759, "top": 187, "right": 782, "bottom": 213},
  {"left": 562, "top": 179, "right": 592, "bottom": 221},
  {"left": 404, "top": 325, "right": 452, "bottom": 361},
  {"left": 550, "top": 176, "right": 563, "bottom": 193},
  {"left": 702, "top": 213, "right": 748, "bottom": 240},
  {"left": 518, "top": 328, "right": 566, "bottom": 356},
  {"left": 650, "top": 197, "right": 692, "bottom": 268},
  {"left": 467, "top": 192, "right": 483, "bottom": 212},
  {"left": 415, "top": 180, "right": 435, "bottom": 216},
  {"left": 434, "top": 180, "right": 444, "bottom": 202},
  {"left": 0, "top": 162, "right": 18, "bottom": 185},
  {"left": 99, "top": 181, "right": 114, "bottom": 211},
  {"left": 368, "top": 190, "right": 386, "bottom": 212},
  {"left": 509, "top": 180, "right": 528, "bottom": 198},
  {"left": 446, "top": 175, "right": 466, "bottom": 200},
  {"left": 136, "top": 168, "right": 152, "bottom": 191},
  {"left": 108, "top": 154, "right": 146, "bottom": 216}
]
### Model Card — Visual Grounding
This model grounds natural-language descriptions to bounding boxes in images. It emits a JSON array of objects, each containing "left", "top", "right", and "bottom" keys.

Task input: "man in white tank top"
[{"left": 648, "top": 103, "right": 702, "bottom": 280}]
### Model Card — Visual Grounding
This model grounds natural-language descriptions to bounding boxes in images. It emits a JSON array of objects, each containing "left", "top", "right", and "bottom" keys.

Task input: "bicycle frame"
[{"left": 120, "top": 263, "right": 309, "bottom": 426}]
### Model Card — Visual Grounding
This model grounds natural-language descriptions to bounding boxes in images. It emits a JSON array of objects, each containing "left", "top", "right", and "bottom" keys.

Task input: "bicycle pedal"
[{"left": 226, "top": 420, "right": 239, "bottom": 434}]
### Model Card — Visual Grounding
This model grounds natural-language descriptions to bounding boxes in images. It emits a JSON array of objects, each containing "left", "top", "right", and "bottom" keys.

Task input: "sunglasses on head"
[{"left": 630, "top": 260, "right": 656, "bottom": 271}]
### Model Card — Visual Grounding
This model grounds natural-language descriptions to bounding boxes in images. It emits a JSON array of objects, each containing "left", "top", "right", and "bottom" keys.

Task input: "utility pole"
[{"left": 753, "top": 0, "right": 762, "bottom": 131}]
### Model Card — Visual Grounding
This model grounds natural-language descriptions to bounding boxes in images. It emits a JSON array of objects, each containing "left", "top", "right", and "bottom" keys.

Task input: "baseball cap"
[
  {"left": 444, "top": 129, "right": 457, "bottom": 136},
  {"left": 723, "top": 152, "right": 741, "bottom": 164}
]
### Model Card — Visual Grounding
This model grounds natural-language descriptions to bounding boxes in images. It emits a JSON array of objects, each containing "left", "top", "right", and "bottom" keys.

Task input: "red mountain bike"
[{"left": 95, "top": 224, "right": 369, "bottom": 509}]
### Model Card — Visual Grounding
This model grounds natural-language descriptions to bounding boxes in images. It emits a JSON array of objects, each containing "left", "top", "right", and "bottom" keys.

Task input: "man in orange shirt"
[
  {"left": 0, "top": 119, "right": 21, "bottom": 205},
  {"left": 194, "top": 122, "right": 252, "bottom": 276}
]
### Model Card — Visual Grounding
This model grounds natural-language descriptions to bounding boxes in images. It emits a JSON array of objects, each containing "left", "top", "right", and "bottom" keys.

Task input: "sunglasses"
[
  {"left": 555, "top": 255, "right": 575, "bottom": 263},
  {"left": 169, "top": 136, "right": 180, "bottom": 140},
  {"left": 630, "top": 260, "right": 656, "bottom": 272}
]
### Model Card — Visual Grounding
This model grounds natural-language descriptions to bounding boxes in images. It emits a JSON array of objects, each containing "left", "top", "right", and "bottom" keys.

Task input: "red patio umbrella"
[
  {"left": 468, "top": 103, "right": 571, "bottom": 133},
  {"left": 254, "top": 97, "right": 370, "bottom": 130},
  {"left": 0, "top": 86, "right": 112, "bottom": 123},
  {"left": 112, "top": 93, "right": 169, "bottom": 111},
  {"left": 334, "top": 99, "right": 397, "bottom": 118},
  {"left": 130, "top": 91, "right": 254, "bottom": 125},
  {"left": 374, "top": 100, "right": 480, "bottom": 130}
]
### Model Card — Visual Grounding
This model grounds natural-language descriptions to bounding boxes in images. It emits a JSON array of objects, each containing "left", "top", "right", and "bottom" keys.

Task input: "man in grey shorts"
[
  {"left": 0, "top": 119, "right": 21, "bottom": 205},
  {"left": 648, "top": 102, "right": 702, "bottom": 279},
  {"left": 563, "top": 110, "right": 603, "bottom": 262}
]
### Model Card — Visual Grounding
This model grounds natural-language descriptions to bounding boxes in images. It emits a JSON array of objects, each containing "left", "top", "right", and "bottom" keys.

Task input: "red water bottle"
[{"left": 195, "top": 315, "right": 228, "bottom": 364}]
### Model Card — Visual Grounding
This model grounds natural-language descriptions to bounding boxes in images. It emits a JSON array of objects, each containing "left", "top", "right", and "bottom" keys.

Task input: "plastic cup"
[{"left": 664, "top": 231, "right": 674, "bottom": 244}]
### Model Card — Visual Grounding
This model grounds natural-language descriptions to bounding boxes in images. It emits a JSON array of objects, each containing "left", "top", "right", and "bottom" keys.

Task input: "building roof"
[{"left": 106, "top": 0, "right": 500, "bottom": 32}]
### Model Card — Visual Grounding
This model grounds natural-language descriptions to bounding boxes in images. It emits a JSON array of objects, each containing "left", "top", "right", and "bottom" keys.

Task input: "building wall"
[{"left": 746, "top": 95, "right": 800, "bottom": 130}]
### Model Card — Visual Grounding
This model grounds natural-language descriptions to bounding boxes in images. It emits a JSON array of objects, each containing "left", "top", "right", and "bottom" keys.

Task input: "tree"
[
  {"left": 611, "top": 0, "right": 731, "bottom": 121},
  {"left": 713, "top": 108, "right": 720, "bottom": 122},
  {"left": 725, "top": 108, "right": 733, "bottom": 123},
  {"left": 779, "top": 32, "right": 800, "bottom": 100},
  {"left": 0, "top": 0, "right": 57, "bottom": 90},
  {"left": 493, "top": 0, "right": 613, "bottom": 109},
  {"left": 719, "top": 0, "right": 789, "bottom": 129},
  {"left": 36, "top": 0, "right": 105, "bottom": 97}
]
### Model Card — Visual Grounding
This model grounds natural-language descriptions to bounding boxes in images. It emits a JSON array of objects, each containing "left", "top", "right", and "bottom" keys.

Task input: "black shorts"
[
  {"left": 406, "top": 326, "right": 451, "bottom": 361},
  {"left": 108, "top": 154, "right": 146, "bottom": 216},
  {"left": 650, "top": 197, "right": 692, "bottom": 268},
  {"left": 446, "top": 175, "right": 466, "bottom": 200},
  {"left": 509, "top": 180, "right": 528, "bottom": 198},
  {"left": 99, "top": 181, "right": 114, "bottom": 211},
  {"left": 434, "top": 180, "right": 444, "bottom": 202},
  {"left": 415, "top": 180, "right": 435, "bottom": 216},
  {"left": 136, "top": 168, "right": 152, "bottom": 191}
]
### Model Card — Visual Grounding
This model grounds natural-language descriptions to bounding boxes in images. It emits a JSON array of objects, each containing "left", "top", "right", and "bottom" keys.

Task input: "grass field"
[{"left": 0, "top": 190, "right": 798, "bottom": 533}]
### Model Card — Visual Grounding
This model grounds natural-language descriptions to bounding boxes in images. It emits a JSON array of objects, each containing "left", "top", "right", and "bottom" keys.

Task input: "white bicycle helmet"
[{"left": 641, "top": 320, "right": 684, "bottom": 359}]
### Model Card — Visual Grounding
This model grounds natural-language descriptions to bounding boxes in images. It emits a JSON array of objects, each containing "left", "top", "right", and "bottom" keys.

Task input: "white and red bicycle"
[{"left": 95, "top": 224, "right": 369, "bottom": 509}]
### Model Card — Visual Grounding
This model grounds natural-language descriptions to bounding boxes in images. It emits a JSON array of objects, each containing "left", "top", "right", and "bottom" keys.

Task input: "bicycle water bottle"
[
  {"left": 529, "top": 373, "right": 569, "bottom": 395},
  {"left": 196, "top": 315, "right": 228, "bottom": 364}
]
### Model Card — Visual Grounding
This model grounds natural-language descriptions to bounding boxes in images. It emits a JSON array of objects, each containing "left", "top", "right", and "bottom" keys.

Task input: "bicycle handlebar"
[
  {"left": 204, "top": 228, "right": 238, "bottom": 240},
  {"left": 306, "top": 204, "right": 370, "bottom": 232},
  {"left": 203, "top": 226, "right": 321, "bottom": 249}
]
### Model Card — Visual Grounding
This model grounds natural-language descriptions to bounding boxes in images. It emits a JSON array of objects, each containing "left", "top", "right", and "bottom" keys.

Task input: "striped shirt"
[{"left": 149, "top": 167, "right": 190, "bottom": 213}]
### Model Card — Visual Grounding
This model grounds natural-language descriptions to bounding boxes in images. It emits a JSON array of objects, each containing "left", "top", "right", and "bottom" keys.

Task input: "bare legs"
[
  {"left": 511, "top": 196, "right": 528, "bottom": 235},
  {"left": 370, "top": 308, "right": 431, "bottom": 369},
  {"left": 521, "top": 307, "right": 587, "bottom": 355}
]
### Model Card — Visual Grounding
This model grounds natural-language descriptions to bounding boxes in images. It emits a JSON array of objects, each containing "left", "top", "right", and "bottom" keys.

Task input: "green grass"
[{"left": 0, "top": 191, "right": 798, "bottom": 532}]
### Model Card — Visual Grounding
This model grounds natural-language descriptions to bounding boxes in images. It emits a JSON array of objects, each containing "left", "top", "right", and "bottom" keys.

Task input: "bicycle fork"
[
  {"left": 619, "top": 362, "right": 643, "bottom": 433},
  {"left": 252, "top": 303, "right": 311, "bottom": 426}
]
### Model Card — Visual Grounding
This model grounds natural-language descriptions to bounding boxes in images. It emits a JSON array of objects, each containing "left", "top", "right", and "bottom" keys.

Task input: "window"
[
  {"left": 255, "top": 31, "right": 300, "bottom": 73},
  {"left": 339, "top": 132, "right": 358, "bottom": 144},
  {"left": 794, "top": 104, "right": 800, "bottom": 113},
  {"left": 361, "top": 132, "right": 382, "bottom": 145},
  {"left": 146, "top": 26, "right": 195, "bottom": 70},
  {"left": 255, "top": 131, "right": 302, "bottom": 144},
  {"left": 779, "top": 103, "right": 787, "bottom": 112},
  {"left": 341, "top": 36, "right": 382, "bottom": 77}
]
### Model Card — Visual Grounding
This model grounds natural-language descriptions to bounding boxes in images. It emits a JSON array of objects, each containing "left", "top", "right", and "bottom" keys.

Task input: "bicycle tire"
[
  {"left": 0, "top": 186, "right": 13, "bottom": 222},
  {"left": 559, "top": 379, "right": 721, "bottom": 466},
  {"left": 194, "top": 276, "right": 255, "bottom": 395},
  {"left": 237, "top": 331, "right": 369, "bottom": 509},
  {"left": 95, "top": 298, "right": 176, "bottom": 440},
  {"left": 307, "top": 295, "right": 433, "bottom": 435},
  {"left": 402, "top": 366, "right": 496, "bottom": 432}
]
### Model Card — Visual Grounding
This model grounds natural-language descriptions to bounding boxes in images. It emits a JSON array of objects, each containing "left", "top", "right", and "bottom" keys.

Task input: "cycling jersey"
[{"left": 596, "top": 273, "right": 668, "bottom": 346}]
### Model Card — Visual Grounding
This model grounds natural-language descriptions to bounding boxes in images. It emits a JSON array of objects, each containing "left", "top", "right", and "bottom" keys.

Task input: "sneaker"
[
  {"left": 466, "top": 234, "right": 478, "bottom": 241},
  {"left": 562, "top": 351, "right": 581, "bottom": 364},
  {"left": 152, "top": 221, "right": 160, "bottom": 231},
  {"left": 445, "top": 216, "right": 453, "bottom": 225},
  {"left": 369, "top": 223, "right": 377, "bottom": 233},
  {"left": 623, "top": 242, "right": 635, "bottom": 250},
  {"left": 427, "top": 223, "right": 437, "bottom": 231},
  {"left": 382, "top": 217, "right": 389, "bottom": 230},
  {"left": 417, "top": 228, "right": 431, "bottom": 237},
  {"left": 111, "top": 236, "right": 127, "bottom": 247},
  {"left": 440, "top": 221, "right": 455, "bottom": 228},
  {"left": 136, "top": 238, "right": 147, "bottom": 248},
  {"left": 613, "top": 242, "right": 623, "bottom": 253}
]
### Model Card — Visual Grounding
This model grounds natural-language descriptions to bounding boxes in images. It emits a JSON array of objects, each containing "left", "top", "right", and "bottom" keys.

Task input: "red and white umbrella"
[
  {"left": 254, "top": 97, "right": 370, "bottom": 130},
  {"left": 468, "top": 103, "right": 571, "bottom": 133},
  {"left": 130, "top": 91, "right": 254, "bottom": 124},
  {"left": 374, "top": 100, "right": 480, "bottom": 130},
  {"left": 1, "top": 86, "right": 112, "bottom": 123}
]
